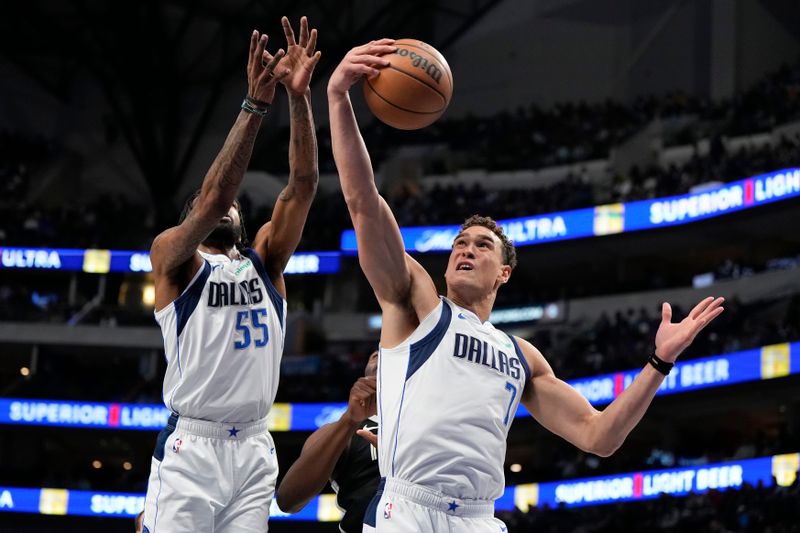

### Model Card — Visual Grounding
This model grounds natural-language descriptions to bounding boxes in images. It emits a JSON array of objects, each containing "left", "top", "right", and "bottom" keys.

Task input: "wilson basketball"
[{"left": 363, "top": 39, "right": 453, "bottom": 130}]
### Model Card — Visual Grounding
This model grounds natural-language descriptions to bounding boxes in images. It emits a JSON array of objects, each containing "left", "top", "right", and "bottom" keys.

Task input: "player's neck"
[
  {"left": 198, "top": 243, "right": 241, "bottom": 260},
  {"left": 447, "top": 290, "right": 496, "bottom": 323}
]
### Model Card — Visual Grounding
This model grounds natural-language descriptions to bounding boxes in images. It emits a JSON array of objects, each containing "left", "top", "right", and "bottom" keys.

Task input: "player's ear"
[{"left": 498, "top": 264, "right": 511, "bottom": 285}]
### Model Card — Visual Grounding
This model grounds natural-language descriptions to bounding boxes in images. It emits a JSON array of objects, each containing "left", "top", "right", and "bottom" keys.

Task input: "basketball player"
[
  {"left": 276, "top": 351, "right": 381, "bottom": 532},
  {"left": 141, "top": 17, "right": 321, "bottom": 533},
  {"left": 327, "top": 41, "right": 725, "bottom": 532}
]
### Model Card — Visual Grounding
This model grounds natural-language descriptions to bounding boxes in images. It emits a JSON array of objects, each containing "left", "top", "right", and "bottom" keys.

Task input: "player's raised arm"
[
  {"left": 253, "top": 17, "right": 321, "bottom": 293},
  {"left": 520, "top": 297, "right": 724, "bottom": 457},
  {"left": 151, "top": 30, "right": 287, "bottom": 286},
  {"left": 327, "top": 41, "right": 417, "bottom": 308}
]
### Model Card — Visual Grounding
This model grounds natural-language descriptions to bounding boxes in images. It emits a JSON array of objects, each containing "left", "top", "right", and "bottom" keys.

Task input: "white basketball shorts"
[
  {"left": 362, "top": 478, "right": 508, "bottom": 533},
  {"left": 142, "top": 413, "right": 278, "bottom": 533}
]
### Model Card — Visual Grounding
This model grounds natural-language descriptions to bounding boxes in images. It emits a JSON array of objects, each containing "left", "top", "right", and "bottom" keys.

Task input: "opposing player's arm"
[
  {"left": 253, "top": 17, "right": 321, "bottom": 296},
  {"left": 277, "top": 376, "right": 376, "bottom": 513},
  {"left": 151, "top": 30, "right": 287, "bottom": 308},
  {"left": 328, "top": 42, "right": 439, "bottom": 336},
  {"left": 519, "top": 297, "right": 724, "bottom": 456}
]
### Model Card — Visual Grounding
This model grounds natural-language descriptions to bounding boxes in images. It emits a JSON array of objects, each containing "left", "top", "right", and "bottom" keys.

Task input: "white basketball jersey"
[
  {"left": 154, "top": 249, "right": 287, "bottom": 423},
  {"left": 377, "top": 297, "right": 531, "bottom": 501}
]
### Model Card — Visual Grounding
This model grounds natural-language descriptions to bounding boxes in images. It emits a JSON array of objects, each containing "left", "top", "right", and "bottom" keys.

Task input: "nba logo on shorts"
[
  {"left": 172, "top": 438, "right": 183, "bottom": 453},
  {"left": 383, "top": 502, "right": 393, "bottom": 519}
]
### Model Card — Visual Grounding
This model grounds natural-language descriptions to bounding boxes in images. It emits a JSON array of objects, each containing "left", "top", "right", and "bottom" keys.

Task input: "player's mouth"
[
  {"left": 456, "top": 261, "right": 474, "bottom": 271},
  {"left": 221, "top": 215, "right": 232, "bottom": 223}
]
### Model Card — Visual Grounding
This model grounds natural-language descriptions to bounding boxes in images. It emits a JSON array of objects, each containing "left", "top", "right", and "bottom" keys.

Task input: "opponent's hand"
[
  {"left": 655, "top": 297, "right": 725, "bottom": 362},
  {"left": 277, "top": 16, "right": 321, "bottom": 96},
  {"left": 247, "top": 30, "right": 290, "bottom": 105},
  {"left": 345, "top": 376, "right": 377, "bottom": 424},
  {"left": 327, "top": 39, "right": 396, "bottom": 98}
]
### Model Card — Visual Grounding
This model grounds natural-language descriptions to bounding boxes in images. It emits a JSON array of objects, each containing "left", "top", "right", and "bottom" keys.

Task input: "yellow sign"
[
  {"left": 514, "top": 483, "right": 539, "bottom": 512},
  {"left": 39, "top": 488, "right": 69, "bottom": 515},
  {"left": 593, "top": 204, "right": 625, "bottom": 236},
  {"left": 267, "top": 403, "right": 292, "bottom": 432},
  {"left": 772, "top": 453, "right": 799, "bottom": 487},
  {"left": 317, "top": 494, "right": 344, "bottom": 522},
  {"left": 761, "top": 343, "right": 790, "bottom": 379},
  {"left": 83, "top": 249, "right": 111, "bottom": 273}
]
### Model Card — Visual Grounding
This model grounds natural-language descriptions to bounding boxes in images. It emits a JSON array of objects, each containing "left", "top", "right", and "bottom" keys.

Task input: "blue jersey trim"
[
  {"left": 405, "top": 301, "right": 452, "bottom": 380},
  {"left": 174, "top": 260, "right": 211, "bottom": 338},
  {"left": 150, "top": 413, "right": 177, "bottom": 532},
  {"left": 245, "top": 248, "right": 285, "bottom": 328},
  {"left": 509, "top": 335, "right": 532, "bottom": 383},
  {"left": 363, "top": 477, "right": 385, "bottom": 528}
]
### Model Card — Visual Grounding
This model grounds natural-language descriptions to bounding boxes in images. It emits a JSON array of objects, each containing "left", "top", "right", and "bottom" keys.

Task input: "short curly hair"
[{"left": 459, "top": 215, "right": 517, "bottom": 270}]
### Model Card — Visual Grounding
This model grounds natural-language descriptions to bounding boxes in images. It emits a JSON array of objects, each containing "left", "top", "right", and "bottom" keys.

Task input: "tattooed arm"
[
  {"left": 151, "top": 30, "right": 287, "bottom": 311},
  {"left": 253, "top": 16, "right": 321, "bottom": 297}
]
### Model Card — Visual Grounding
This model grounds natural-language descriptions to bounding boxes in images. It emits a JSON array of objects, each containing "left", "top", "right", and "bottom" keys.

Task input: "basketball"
[{"left": 363, "top": 39, "right": 453, "bottom": 130}]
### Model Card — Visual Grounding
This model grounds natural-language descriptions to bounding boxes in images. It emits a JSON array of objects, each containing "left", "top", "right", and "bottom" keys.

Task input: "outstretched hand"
[
  {"left": 278, "top": 16, "right": 322, "bottom": 96},
  {"left": 247, "top": 30, "right": 290, "bottom": 105},
  {"left": 655, "top": 297, "right": 725, "bottom": 362},
  {"left": 327, "top": 39, "right": 396, "bottom": 97}
]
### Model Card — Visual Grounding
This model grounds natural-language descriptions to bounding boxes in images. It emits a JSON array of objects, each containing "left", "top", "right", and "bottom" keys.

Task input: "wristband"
[
  {"left": 648, "top": 353, "right": 674, "bottom": 376},
  {"left": 241, "top": 96, "right": 270, "bottom": 116}
]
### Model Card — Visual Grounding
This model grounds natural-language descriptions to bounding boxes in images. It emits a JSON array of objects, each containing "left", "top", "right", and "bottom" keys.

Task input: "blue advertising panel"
[
  {"left": 567, "top": 341, "right": 798, "bottom": 406},
  {"left": 341, "top": 168, "right": 800, "bottom": 253},
  {"left": 533, "top": 456, "right": 774, "bottom": 508},
  {"left": 0, "top": 342, "right": 796, "bottom": 431},
  {"left": 341, "top": 208, "right": 597, "bottom": 254},
  {"left": 3, "top": 453, "right": 796, "bottom": 519},
  {"left": 0, "top": 248, "right": 340, "bottom": 275},
  {"left": 0, "top": 487, "right": 41, "bottom": 514}
]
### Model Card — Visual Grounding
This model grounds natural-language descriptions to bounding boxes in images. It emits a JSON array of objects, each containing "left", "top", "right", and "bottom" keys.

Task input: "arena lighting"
[
  {"left": 341, "top": 167, "right": 800, "bottom": 253},
  {"left": 140, "top": 284, "right": 155, "bottom": 307},
  {"left": 19, "top": 368, "right": 29, "bottom": 377},
  {"left": 510, "top": 464, "right": 522, "bottom": 473},
  {"left": 0, "top": 453, "right": 795, "bottom": 519},
  {"left": 91, "top": 460, "right": 102, "bottom": 469},
  {"left": 122, "top": 462, "right": 132, "bottom": 471},
  {"left": 0, "top": 342, "right": 796, "bottom": 432}
]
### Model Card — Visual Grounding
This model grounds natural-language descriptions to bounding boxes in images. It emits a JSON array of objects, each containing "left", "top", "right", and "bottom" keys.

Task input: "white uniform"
[
  {"left": 143, "top": 249, "right": 286, "bottom": 533},
  {"left": 364, "top": 297, "right": 531, "bottom": 532}
]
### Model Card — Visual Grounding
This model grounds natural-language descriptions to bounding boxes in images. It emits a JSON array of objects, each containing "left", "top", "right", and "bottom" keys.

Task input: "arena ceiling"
[{"left": 0, "top": 0, "right": 502, "bottom": 221}]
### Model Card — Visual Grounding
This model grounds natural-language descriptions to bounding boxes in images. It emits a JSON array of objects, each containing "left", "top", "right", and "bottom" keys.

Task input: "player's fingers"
[
  {"left": 353, "top": 381, "right": 376, "bottom": 396},
  {"left": 365, "top": 44, "right": 398, "bottom": 57},
  {"left": 299, "top": 16, "right": 309, "bottom": 47},
  {"left": 356, "top": 429, "right": 378, "bottom": 447},
  {"left": 349, "top": 54, "right": 391, "bottom": 67},
  {"left": 263, "top": 48, "right": 285, "bottom": 72},
  {"left": 344, "top": 63, "right": 381, "bottom": 78},
  {"left": 661, "top": 302, "right": 672, "bottom": 324},
  {"left": 306, "top": 28, "right": 318, "bottom": 55},
  {"left": 306, "top": 50, "right": 322, "bottom": 69},
  {"left": 281, "top": 16, "right": 295, "bottom": 45},
  {"left": 249, "top": 30, "right": 259, "bottom": 63},
  {"left": 690, "top": 296, "right": 715, "bottom": 320},
  {"left": 695, "top": 301, "right": 725, "bottom": 331}
]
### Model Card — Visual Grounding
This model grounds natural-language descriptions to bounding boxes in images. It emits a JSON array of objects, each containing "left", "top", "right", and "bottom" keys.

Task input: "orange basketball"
[{"left": 363, "top": 39, "right": 453, "bottom": 130}]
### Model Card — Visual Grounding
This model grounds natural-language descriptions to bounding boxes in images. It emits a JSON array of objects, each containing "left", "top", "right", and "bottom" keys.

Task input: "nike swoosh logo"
[
  {"left": 362, "top": 425, "right": 379, "bottom": 432},
  {"left": 458, "top": 313, "right": 467, "bottom": 319}
]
